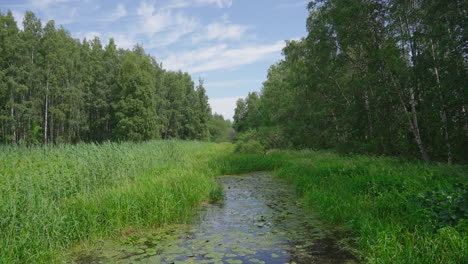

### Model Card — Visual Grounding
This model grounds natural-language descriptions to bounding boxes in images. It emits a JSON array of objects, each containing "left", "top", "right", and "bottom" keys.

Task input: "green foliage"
[
  {"left": 233, "top": 92, "right": 261, "bottom": 133},
  {"left": 113, "top": 49, "right": 159, "bottom": 141},
  {"left": 235, "top": 139, "right": 265, "bottom": 154},
  {"left": 278, "top": 152, "right": 467, "bottom": 263},
  {"left": 208, "top": 113, "right": 234, "bottom": 142},
  {"left": 0, "top": 10, "right": 215, "bottom": 144},
  {"left": 233, "top": 129, "right": 265, "bottom": 154},
  {"left": 256, "top": 126, "right": 291, "bottom": 149},
  {"left": 417, "top": 184, "right": 467, "bottom": 231},
  {"left": 209, "top": 182, "right": 224, "bottom": 202},
  {"left": 30, "top": 125, "right": 43, "bottom": 144},
  {"left": 234, "top": 0, "right": 467, "bottom": 163}
]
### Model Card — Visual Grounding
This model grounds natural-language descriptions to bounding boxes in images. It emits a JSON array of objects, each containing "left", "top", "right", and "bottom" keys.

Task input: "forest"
[
  {"left": 234, "top": 0, "right": 467, "bottom": 163},
  {"left": 0, "top": 11, "right": 232, "bottom": 144}
]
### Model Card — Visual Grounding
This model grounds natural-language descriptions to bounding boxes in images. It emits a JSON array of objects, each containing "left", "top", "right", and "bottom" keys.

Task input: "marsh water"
[{"left": 73, "top": 172, "right": 357, "bottom": 264}]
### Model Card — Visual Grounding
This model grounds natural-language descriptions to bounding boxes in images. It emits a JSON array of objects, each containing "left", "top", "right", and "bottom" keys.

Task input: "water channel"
[{"left": 73, "top": 172, "right": 357, "bottom": 264}]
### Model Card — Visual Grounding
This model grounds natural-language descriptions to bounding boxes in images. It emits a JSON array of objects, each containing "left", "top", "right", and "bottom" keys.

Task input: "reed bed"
[{"left": 0, "top": 141, "right": 228, "bottom": 263}]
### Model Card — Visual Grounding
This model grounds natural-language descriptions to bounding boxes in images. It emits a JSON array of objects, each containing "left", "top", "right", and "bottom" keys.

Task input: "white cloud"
[
  {"left": 136, "top": 1, "right": 199, "bottom": 39},
  {"left": 195, "top": 0, "right": 233, "bottom": 8},
  {"left": 192, "top": 22, "right": 248, "bottom": 43},
  {"left": 165, "top": 0, "right": 233, "bottom": 9},
  {"left": 73, "top": 31, "right": 137, "bottom": 50},
  {"left": 209, "top": 96, "right": 243, "bottom": 120},
  {"left": 207, "top": 79, "right": 263, "bottom": 88},
  {"left": 109, "top": 3, "right": 127, "bottom": 21},
  {"left": 163, "top": 41, "right": 286, "bottom": 73},
  {"left": 21, "top": 1, "right": 77, "bottom": 26},
  {"left": 76, "top": 31, "right": 101, "bottom": 40},
  {"left": 28, "top": 0, "right": 69, "bottom": 9},
  {"left": 162, "top": 0, "right": 191, "bottom": 9},
  {"left": 11, "top": 10, "right": 25, "bottom": 30},
  {"left": 137, "top": 1, "right": 167, "bottom": 35},
  {"left": 110, "top": 32, "right": 138, "bottom": 50},
  {"left": 149, "top": 17, "right": 199, "bottom": 47}
]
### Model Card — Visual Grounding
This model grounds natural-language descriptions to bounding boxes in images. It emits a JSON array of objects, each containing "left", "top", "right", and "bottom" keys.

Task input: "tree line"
[
  {"left": 234, "top": 0, "right": 467, "bottom": 163},
  {"left": 0, "top": 10, "right": 232, "bottom": 144}
]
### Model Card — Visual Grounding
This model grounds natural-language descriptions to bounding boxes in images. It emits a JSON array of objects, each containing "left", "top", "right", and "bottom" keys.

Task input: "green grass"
[
  {"left": 1, "top": 142, "right": 466, "bottom": 263},
  {"left": 0, "top": 141, "right": 237, "bottom": 263},
  {"left": 235, "top": 150, "right": 467, "bottom": 263}
]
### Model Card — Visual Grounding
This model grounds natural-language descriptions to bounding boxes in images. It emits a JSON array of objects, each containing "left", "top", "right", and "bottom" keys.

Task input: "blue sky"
[{"left": 1, "top": 0, "right": 309, "bottom": 119}]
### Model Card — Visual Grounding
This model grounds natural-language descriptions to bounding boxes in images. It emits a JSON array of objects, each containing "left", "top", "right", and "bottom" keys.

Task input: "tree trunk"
[
  {"left": 50, "top": 99, "right": 54, "bottom": 144},
  {"left": 398, "top": 89, "right": 430, "bottom": 162},
  {"left": 11, "top": 104, "right": 16, "bottom": 144},
  {"left": 430, "top": 39, "right": 453, "bottom": 164},
  {"left": 1, "top": 119, "right": 4, "bottom": 142},
  {"left": 396, "top": 14, "right": 430, "bottom": 162},
  {"left": 44, "top": 69, "right": 49, "bottom": 144},
  {"left": 364, "top": 89, "right": 375, "bottom": 139}
]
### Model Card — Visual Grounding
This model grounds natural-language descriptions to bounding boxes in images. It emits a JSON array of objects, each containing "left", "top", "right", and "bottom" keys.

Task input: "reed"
[{"left": 0, "top": 141, "right": 228, "bottom": 263}]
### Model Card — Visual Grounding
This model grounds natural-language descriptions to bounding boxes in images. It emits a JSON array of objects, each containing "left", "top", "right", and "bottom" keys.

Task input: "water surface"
[{"left": 72, "top": 172, "right": 357, "bottom": 264}]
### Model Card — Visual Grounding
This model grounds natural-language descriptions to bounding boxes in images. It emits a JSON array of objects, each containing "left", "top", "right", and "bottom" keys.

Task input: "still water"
[{"left": 72, "top": 172, "right": 357, "bottom": 264}]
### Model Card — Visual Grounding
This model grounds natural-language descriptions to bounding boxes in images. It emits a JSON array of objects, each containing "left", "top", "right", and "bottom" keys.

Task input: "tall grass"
[
  {"left": 233, "top": 150, "right": 467, "bottom": 263},
  {"left": 0, "top": 141, "right": 232, "bottom": 263}
]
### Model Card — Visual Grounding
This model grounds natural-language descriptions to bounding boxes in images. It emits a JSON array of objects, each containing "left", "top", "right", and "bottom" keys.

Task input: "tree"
[
  {"left": 113, "top": 47, "right": 159, "bottom": 141},
  {"left": 234, "top": 0, "right": 467, "bottom": 163},
  {"left": 0, "top": 10, "right": 218, "bottom": 144},
  {"left": 195, "top": 79, "right": 212, "bottom": 140}
]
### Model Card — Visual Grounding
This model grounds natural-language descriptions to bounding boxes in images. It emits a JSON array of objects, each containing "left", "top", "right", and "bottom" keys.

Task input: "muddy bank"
[{"left": 71, "top": 172, "right": 357, "bottom": 264}]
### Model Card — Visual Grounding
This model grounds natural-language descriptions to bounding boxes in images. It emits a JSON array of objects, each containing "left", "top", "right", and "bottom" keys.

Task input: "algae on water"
[{"left": 70, "top": 172, "right": 357, "bottom": 264}]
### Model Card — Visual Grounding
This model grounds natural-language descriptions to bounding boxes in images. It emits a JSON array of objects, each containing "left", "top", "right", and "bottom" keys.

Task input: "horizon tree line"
[{"left": 0, "top": 10, "right": 232, "bottom": 144}]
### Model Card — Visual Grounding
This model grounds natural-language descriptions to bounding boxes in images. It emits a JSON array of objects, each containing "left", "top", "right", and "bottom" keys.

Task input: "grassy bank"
[
  {"left": 0, "top": 141, "right": 237, "bottom": 263},
  {"left": 227, "top": 150, "right": 467, "bottom": 263}
]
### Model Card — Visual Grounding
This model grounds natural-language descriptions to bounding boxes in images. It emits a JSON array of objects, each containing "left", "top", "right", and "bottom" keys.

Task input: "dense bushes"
[{"left": 233, "top": 128, "right": 291, "bottom": 154}]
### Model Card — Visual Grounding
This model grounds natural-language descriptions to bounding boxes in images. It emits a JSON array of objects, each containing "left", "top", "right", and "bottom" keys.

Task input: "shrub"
[
  {"left": 417, "top": 183, "right": 467, "bottom": 231},
  {"left": 235, "top": 139, "right": 265, "bottom": 154}
]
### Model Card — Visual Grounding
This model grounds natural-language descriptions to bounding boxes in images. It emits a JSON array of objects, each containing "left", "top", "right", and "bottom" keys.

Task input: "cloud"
[
  {"left": 46, "top": 7, "right": 78, "bottom": 25},
  {"left": 73, "top": 31, "right": 137, "bottom": 50},
  {"left": 207, "top": 79, "right": 263, "bottom": 88},
  {"left": 76, "top": 31, "right": 101, "bottom": 40},
  {"left": 149, "top": 18, "right": 199, "bottom": 47},
  {"left": 163, "top": 41, "right": 286, "bottom": 73},
  {"left": 137, "top": 1, "right": 167, "bottom": 35},
  {"left": 109, "top": 3, "right": 127, "bottom": 21},
  {"left": 136, "top": 1, "right": 199, "bottom": 39},
  {"left": 108, "top": 32, "right": 138, "bottom": 50},
  {"left": 28, "top": 0, "right": 69, "bottom": 9},
  {"left": 275, "top": 1, "right": 309, "bottom": 9},
  {"left": 195, "top": 0, "right": 233, "bottom": 8},
  {"left": 209, "top": 96, "right": 243, "bottom": 120},
  {"left": 192, "top": 22, "right": 248, "bottom": 43},
  {"left": 11, "top": 10, "right": 25, "bottom": 30},
  {"left": 163, "top": 0, "right": 233, "bottom": 9}
]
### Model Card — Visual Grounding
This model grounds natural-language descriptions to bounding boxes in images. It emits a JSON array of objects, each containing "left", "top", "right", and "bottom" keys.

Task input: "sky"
[{"left": 0, "top": 0, "right": 309, "bottom": 119}]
